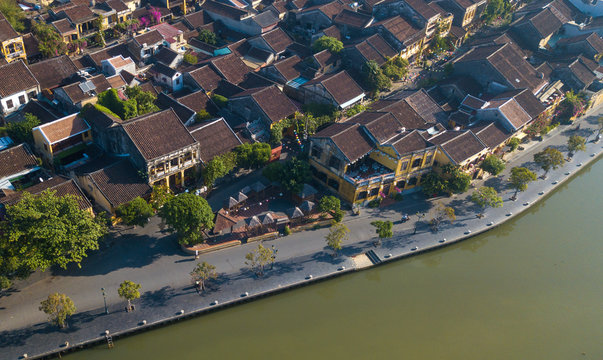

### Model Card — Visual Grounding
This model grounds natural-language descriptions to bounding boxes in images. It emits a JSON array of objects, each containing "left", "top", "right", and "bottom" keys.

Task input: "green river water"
[{"left": 67, "top": 159, "right": 603, "bottom": 360}]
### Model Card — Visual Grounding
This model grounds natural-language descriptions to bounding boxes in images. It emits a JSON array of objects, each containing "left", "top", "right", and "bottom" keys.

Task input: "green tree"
[
  {"left": 481, "top": 0, "right": 512, "bottom": 24},
  {"left": 567, "top": 135, "right": 586, "bottom": 157},
  {"left": 441, "top": 164, "right": 471, "bottom": 194},
  {"left": 1, "top": 190, "right": 106, "bottom": 272},
  {"left": 195, "top": 110, "right": 212, "bottom": 122},
  {"left": 430, "top": 202, "right": 455, "bottom": 232},
  {"left": 362, "top": 60, "right": 391, "bottom": 93},
  {"left": 115, "top": 197, "right": 154, "bottom": 227},
  {"left": 318, "top": 195, "right": 341, "bottom": 216},
  {"left": 508, "top": 166, "right": 537, "bottom": 200},
  {"left": 431, "top": 33, "right": 451, "bottom": 54},
  {"left": 33, "top": 22, "right": 67, "bottom": 58},
  {"left": 420, "top": 171, "right": 447, "bottom": 196},
  {"left": 234, "top": 142, "right": 271, "bottom": 169},
  {"left": 470, "top": 186, "right": 503, "bottom": 217},
  {"left": 118, "top": 280, "right": 141, "bottom": 311},
  {"left": 197, "top": 29, "right": 217, "bottom": 45},
  {"left": 325, "top": 222, "right": 349, "bottom": 256},
  {"left": 262, "top": 157, "right": 311, "bottom": 194},
  {"left": 507, "top": 137, "right": 520, "bottom": 151},
  {"left": 533, "top": 147, "right": 565, "bottom": 179},
  {"left": 211, "top": 94, "right": 228, "bottom": 108},
  {"left": 149, "top": 184, "right": 173, "bottom": 211},
  {"left": 39, "top": 293, "right": 76, "bottom": 328},
  {"left": 312, "top": 36, "right": 343, "bottom": 54},
  {"left": 202, "top": 156, "right": 229, "bottom": 187},
  {"left": 158, "top": 193, "right": 214, "bottom": 245},
  {"left": 480, "top": 155, "right": 505, "bottom": 176},
  {"left": 4, "top": 113, "right": 40, "bottom": 144},
  {"left": 370, "top": 220, "right": 393, "bottom": 245},
  {"left": 190, "top": 261, "right": 217, "bottom": 292},
  {"left": 245, "top": 243, "right": 273, "bottom": 277},
  {"left": 0, "top": 0, "right": 25, "bottom": 32},
  {"left": 183, "top": 53, "right": 198, "bottom": 65}
]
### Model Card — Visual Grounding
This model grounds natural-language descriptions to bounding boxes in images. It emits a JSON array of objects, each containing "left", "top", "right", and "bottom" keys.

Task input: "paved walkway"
[{"left": 0, "top": 108, "right": 602, "bottom": 359}]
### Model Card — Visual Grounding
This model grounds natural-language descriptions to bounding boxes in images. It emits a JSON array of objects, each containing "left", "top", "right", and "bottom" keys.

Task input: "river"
[{"left": 66, "top": 158, "right": 603, "bottom": 360}]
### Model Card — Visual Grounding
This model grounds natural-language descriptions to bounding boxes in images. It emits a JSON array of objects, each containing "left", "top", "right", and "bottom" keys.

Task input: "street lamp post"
[{"left": 101, "top": 287, "right": 108, "bottom": 315}]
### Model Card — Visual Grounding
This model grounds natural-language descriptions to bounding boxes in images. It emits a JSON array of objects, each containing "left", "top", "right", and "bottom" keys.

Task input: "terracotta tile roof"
[
  {"left": 133, "top": 30, "right": 164, "bottom": 47},
  {"left": 525, "top": 8, "right": 563, "bottom": 38},
  {"left": 261, "top": 28, "right": 293, "bottom": 53},
  {"left": 392, "top": 89, "right": 448, "bottom": 125},
  {"left": 28, "top": 55, "right": 78, "bottom": 90},
  {"left": 315, "top": 123, "right": 373, "bottom": 163},
  {"left": 187, "top": 65, "right": 223, "bottom": 92},
  {"left": 321, "top": 25, "right": 341, "bottom": 41},
  {"left": 404, "top": 0, "right": 439, "bottom": 20},
  {"left": 107, "top": 55, "right": 134, "bottom": 68},
  {"left": 36, "top": 114, "right": 90, "bottom": 144},
  {"left": 0, "top": 17, "right": 18, "bottom": 42},
  {"left": 488, "top": 88, "right": 545, "bottom": 119},
  {"left": 107, "top": 74, "right": 126, "bottom": 88},
  {"left": 60, "top": 74, "right": 112, "bottom": 104},
  {"left": 189, "top": 118, "right": 242, "bottom": 162},
  {"left": 214, "top": 207, "right": 238, "bottom": 232},
  {"left": 104, "top": 0, "right": 129, "bottom": 12},
  {"left": 121, "top": 108, "right": 198, "bottom": 160},
  {"left": 62, "top": 5, "right": 96, "bottom": 24},
  {"left": 52, "top": 18, "right": 76, "bottom": 34},
  {"left": 0, "top": 144, "right": 38, "bottom": 180},
  {"left": 210, "top": 53, "right": 251, "bottom": 85},
  {"left": 232, "top": 85, "right": 297, "bottom": 123},
  {"left": 351, "top": 38, "right": 387, "bottom": 65},
  {"left": 365, "top": 34, "right": 397, "bottom": 58},
  {"left": 353, "top": 111, "right": 403, "bottom": 144},
  {"left": 497, "top": 99, "right": 532, "bottom": 129},
  {"left": 87, "top": 159, "right": 152, "bottom": 208},
  {"left": 202, "top": 0, "right": 248, "bottom": 20},
  {"left": 184, "top": 10, "right": 211, "bottom": 29},
  {"left": 334, "top": 9, "right": 373, "bottom": 28},
  {"left": 387, "top": 129, "right": 432, "bottom": 155},
  {"left": 451, "top": 0, "right": 483, "bottom": 9},
  {"left": 369, "top": 98, "right": 428, "bottom": 129},
  {"left": 22, "top": 33, "right": 40, "bottom": 58},
  {"left": 0, "top": 176, "right": 92, "bottom": 210},
  {"left": 374, "top": 15, "right": 424, "bottom": 45},
  {"left": 460, "top": 94, "right": 486, "bottom": 110},
  {"left": 0, "top": 60, "right": 39, "bottom": 97},
  {"left": 432, "top": 130, "right": 486, "bottom": 164},
  {"left": 470, "top": 121, "right": 511, "bottom": 149},
  {"left": 85, "top": 43, "right": 137, "bottom": 68},
  {"left": 312, "top": 49, "right": 338, "bottom": 68},
  {"left": 302, "top": 0, "right": 345, "bottom": 19},
  {"left": 150, "top": 23, "right": 183, "bottom": 43},
  {"left": 177, "top": 90, "right": 212, "bottom": 113},
  {"left": 304, "top": 71, "right": 364, "bottom": 107},
  {"left": 272, "top": 55, "right": 303, "bottom": 81}
]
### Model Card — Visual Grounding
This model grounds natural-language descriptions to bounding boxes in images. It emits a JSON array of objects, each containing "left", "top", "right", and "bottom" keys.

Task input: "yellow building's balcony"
[{"left": 344, "top": 158, "right": 395, "bottom": 186}]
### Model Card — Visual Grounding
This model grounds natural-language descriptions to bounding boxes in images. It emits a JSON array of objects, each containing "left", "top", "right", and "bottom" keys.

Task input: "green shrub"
[
  {"left": 333, "top": 209, "right": 344, "bottom": 223},
  {"left": 507, "top": 137, "right": 520, "bottom": 151},
  {"left": 183, "top": 53, "right": 198, "bottom": 65},
  {"left": 368, "top": 198, "right": 381, "bottom": 208},
  {"left": 211, "top": 94, "right": 228, "bottom": 108},
  {"left": 283, "top": 225, "right": 291, "bottom": 236}
]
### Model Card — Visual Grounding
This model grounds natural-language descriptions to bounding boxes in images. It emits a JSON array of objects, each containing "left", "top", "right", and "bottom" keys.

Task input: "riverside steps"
[{"left": 1, "top": 115, "right": 602, "bottom": 360}]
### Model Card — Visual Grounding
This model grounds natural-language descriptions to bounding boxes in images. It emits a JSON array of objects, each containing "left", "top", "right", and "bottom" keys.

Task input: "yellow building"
[
  {"left": 32, "top": 114, "right": 93, "bottom": 167},
  {"left": 0, "top": 15, "right": 26, "bottom": 63}
]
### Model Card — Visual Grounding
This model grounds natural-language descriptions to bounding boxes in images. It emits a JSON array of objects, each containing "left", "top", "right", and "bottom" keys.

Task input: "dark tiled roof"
[
  {"left": 121, "top": 108, "right": 198, "bottom": 160},
  {"left": 154, "top": 47, "right": 180, "bottom": 65},
  {"left": 60, "top": 74, "right": 112, "bottom": 104},
  {"left": 334, "top": 9, "right": 373, "bottom": 28},
  {"left": 272, "top": 55, "right": 303, "bottom": 81},
  {"left": 133, "top": 30, "right": 164, "bottom": 47},
  {"left": 365, "top": 34, "right": 397, "bottom": 58},
  {"left": 448, "top": 110, "right": 473, "bottom": 127},
  {"left": 239, "top": 72, "right": 276, "bottom": 89},
  {"left": 0, "top": 60, "right": 38, "bottom": 97},
  {"left": 312, "top": 49, "right": 337, "bottom": 68},
  {"left": 461, "top": 94, "right": 486, "bottom": 109},
  {"left": 0, "top": 176, "right": 92, "bottom": 210},
  {"left": 489, "top": 88, "right": 545, "bottom": 119},
  {"left": 567, "top": 58, "right": 596, "bottom": 87},
  {"left": 0, "top": 17, "right": 18, "bottom": 42},
  {"left": 150, "top": 62, "right": 179, "bottom": 77},
  {"left": 156, "top": 92, "right": 195, "bottom": 124},
  {"left": 388, "top": 130, "right": 432, "bottom": 155},
  {"left": 22, "top": 33, "right": 40, "bottom": 58},
  {"left": 351, "top": 39, "right": 387, "bottom": 65},
  {"left": 402, "top": 0, "right": 439, "bottom": 20},
  {"left": 497, "top": 99, "right": 532, "bottom": 129},
  {"left": 252, "top": 11, "right": 279, "bottom": 28},
  {"left": 87, "top": 159, "right": 152, "bottom": 208},
  {"left": 28, "top": 55, "right": 78, "bottom": 90},
  {"left": 370, "top": 98, "right": 430, "bottom": 129},
  {"left": 177, "top": 90, "right": 212, "bottom": 113},
  {"left": 261, "top": 28, "right": 294, "bottom": 53},
  {"left": 353, "top": 111, "right": 403, "bottom": 144},
  {"left": 62, "top": 5, "right": 96, "bottom": 24},
  {"left": 0, "top": 144, "right": 38, "bottom": 179},
  {"left": 211, "top": 53, "right": 250, "bottom": 85},
  {"left": 184, "top": 10, "right": 211, "bottom": 29},
  {"left": 189, "top": 118, "right": 242, "bottom": 162},
  {"left": 321, "top": 25, "right": 342, "bottom": 41},
  {"left": 187, "top": 65, "right": 222, "bottom": 92},
  {"left": 9, "top": 100, "right": 59, "bottom": 124},
  {"left": 247, "top": 46, "right": 273, "bottom": 62},
  {"left": 433, "top": 130, "right": 486, "bottom": 164},
  {"left": 104, "top": 0, "right": 129, "bottom": 13},
  {"left": 85, "top": 43, "right": 136, "bottom": 68},
  {"left": 315, "top": 123, "right": 373, "bottom": 163},
  {"left": 525, "top": 8, "right": 563, "bottom": 38},
  {"left": 392, "top": 89, "right": 448, "bottom": 125},
  {"left": 304, "top": 71, "right": 364, "bottom": 107},
  {"left": 470, "top": 121, "right": 511, "bottom": 149},
  {"left": 233, "top": 85, "right": 297, "bottom": 123},
  {"left": 52, "top": 18, "right": 76, "bottom": 34},
  {"left": 375, "top": 15, "right": 424, "bottom": 45},
  {"left": 202, "top": 0, "right": 248, "bottom": 20}
]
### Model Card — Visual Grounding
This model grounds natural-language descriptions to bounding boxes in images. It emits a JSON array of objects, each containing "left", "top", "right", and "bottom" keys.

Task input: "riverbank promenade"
[{"left": 1, "top": 111, "right": 602, "bottom": 359}]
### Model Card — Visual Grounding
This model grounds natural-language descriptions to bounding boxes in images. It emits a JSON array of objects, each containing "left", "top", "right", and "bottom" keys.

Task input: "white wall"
[{"left": 1, "top": 89, "right": 38, "bottom": 115}]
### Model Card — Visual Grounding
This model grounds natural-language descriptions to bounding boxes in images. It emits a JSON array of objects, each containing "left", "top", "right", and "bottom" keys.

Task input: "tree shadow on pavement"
[
  {"left": 483, "top": 176, "right": 508, "bottom": 192},
  {"left": 140, "top": 286, "right": 177, "bottom": 308},
  {"left": 51, "top": 233, "right": 182, "bottom": 277}
]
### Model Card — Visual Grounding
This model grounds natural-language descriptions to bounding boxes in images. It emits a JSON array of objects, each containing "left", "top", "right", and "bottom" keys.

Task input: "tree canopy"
[
  {"left": 32, "top": 22, "right": 67, "bottom": 58},
  {"left": 234, "top": 142, "right": 271, "bottom": 169},
  {"left": 423, "top": 164, "right": 471, "bottom": 196},
  {"left": 509, "top": 166, "right": 537, "bottom": 199},
  {"left": 197, "top": 29, "right": 217, "bottom": 45},
  {"left": 371, "top": 220, "right": 393, "bottom": 244},
  {"left": 115, "top": 197, "right": 154, "bottom": 227},
  {"left": 362, "top": 60, "right": 391, "bottom": 93},
  {"left": 262, "top": 157, "right": 311, "bottom": 194},
  {"left": 325, "top": 222, "right": 349, "bottom": 256},
  {"left": 158, "top": 193, "right": 214, "bottom": 245},
  {"left": 534, "top": 147, "right": 565, "bottom": 178},
  {"left": 312, "top": 36, "right": 343, "bottom": 54},
  {"left": 39, "top": 293, "right": 76, "bottom": 328},
  {"left": 481, "top": 0, "right": 513, "bottom": 24},
  {"left": 567, "top": 135, "right": 586, "bottom": 156},
  {"left": 382, "top": 57, "right": 409, "bottom": 81},
  {"left": 0, "top": 190, "right": 106, "bottom": 276},
  {"left": 149, "top": 184, "right": 174, "bottom": 211},
  {"left": 470, "top": 186, "right": 503, "bottom": 216},
  {"left": 118, "top": 280, "right": 141, "bottom": 311},
  {"left": 480, "top": 155, "right": 506, "bottom": 176},
  {"left": 3, "top": 113, "right": 40, "bottom": 145},
  {"left": 245, "top": 243, "right": 273, "bottom": 277},
  {"left": 0, "top": 0, "right": 25, "bottom": 32},
  {"left": 430, "top": 202, "right": 455, "bottom": 232},
  {"left": 98, "top": 87, "right": 159, "bottom": 120},
  {"left": 190, "top": 261, "right": 217, "bottom": 291}
]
